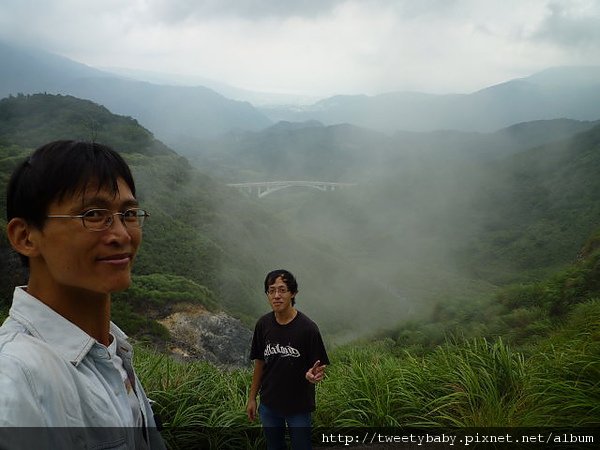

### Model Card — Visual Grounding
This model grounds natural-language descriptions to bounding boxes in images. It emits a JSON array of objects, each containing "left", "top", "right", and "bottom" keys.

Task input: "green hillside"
[
  {"left": 0, "top": 93, "right": 415, "bottom": 342},
  {"left": 375, "top": 229, "right": 600, "bottom": 353},
  {"left": 0, "top": 94, "right": 225, "bottom": 335},
  {"left": 462, "top": 122, "right": 600, "bottom": 282},
  {"left": 0, "top": 93, "right": 174, "bottom": 155}
]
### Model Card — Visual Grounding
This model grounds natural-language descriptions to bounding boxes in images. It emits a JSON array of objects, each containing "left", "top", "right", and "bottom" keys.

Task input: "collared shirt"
[{"left": 0, "top": 287, "right": 166, "bottom": 450}]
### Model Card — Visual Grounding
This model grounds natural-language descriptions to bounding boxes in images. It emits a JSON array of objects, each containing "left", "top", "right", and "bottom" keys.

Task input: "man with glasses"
[
  {"left": 247, "top": 269, "right": 329, "bottom": 450},
  {"left": 0, "top": 140, "right": 165, "bottom": 449}
]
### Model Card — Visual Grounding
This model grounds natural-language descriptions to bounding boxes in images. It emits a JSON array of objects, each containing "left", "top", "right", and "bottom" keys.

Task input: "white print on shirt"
[{"left": 264, "top": 343, "right": 301, "bottom": 358}]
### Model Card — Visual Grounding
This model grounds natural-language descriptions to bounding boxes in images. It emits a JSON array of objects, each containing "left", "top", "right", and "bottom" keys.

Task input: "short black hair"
[
  {"left": 264, "top": 269, "right": 298, "bottom": 306},
  {"left": 6, "top": 140, "right": 136, "bottom": 265}
]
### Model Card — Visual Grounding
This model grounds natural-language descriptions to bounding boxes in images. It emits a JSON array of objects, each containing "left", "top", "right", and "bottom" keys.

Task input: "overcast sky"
[{"left": 1, "top": 0, "right": 599, "bottom": 97}]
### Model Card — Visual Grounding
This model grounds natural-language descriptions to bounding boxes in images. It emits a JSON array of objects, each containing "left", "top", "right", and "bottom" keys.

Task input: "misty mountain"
[
  {"left": 103, "top": 66, "right": 320, "bottom": 107},
  {"left": 0, "top": 93, "right": 409, "bottom": 340},
  {"left": 184, "top": 117, "right": 599, "bottom": 182},
  {"left": 0, "top": 41, "right": 114, "bottom": 95},
  {"left": 183, "top": 121, "right": 398, "bottom": 182},
  {"left": 0, "top": 40, "right": 272, "bottom": 142},
  {"left": 184, "top": 115, "right": 600, "bottom": 299},
  {"left": 391, "top": 118, "right": 600, "bottom": 161},
  {"left": 260, "top": 66, "right": 600, "bottom": 133},
  {"left": 64, "top": 76, "right": 271, "bottom": 143}
]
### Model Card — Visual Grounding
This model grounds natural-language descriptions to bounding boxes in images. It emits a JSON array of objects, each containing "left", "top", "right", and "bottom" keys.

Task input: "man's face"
[
  {"left": 266, "top": 276, "right": 295, "bottom": 313},
  {"left": 31, "top": 177, "right": 141, "bottom": 296}
]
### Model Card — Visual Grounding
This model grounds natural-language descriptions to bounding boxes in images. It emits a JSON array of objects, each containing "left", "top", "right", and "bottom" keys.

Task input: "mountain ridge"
[
  {"left": 260, "top": 66, "right": 600, "bottom": 133},
  {"left": 3, "top": 40, "right": 600, "bottom": 140},
  {"left": 0, "top": 40, "right": 272, "bottom": 142}
]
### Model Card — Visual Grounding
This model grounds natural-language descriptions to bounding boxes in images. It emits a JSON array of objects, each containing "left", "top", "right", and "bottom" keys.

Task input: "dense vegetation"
[
  {"left": 373, "top": 230, "right": 600, "bottom": 354},
  {"left": 0, "top": 93, "right": 174, "bottom": 155},
  {"left": 0, "top": 94, "right": 247, "bottom": 335}
]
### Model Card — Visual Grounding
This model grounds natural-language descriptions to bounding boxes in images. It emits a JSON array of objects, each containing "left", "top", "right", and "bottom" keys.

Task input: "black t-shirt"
[{"left": 250, "top": 310, "right": 330, "bottom": 415}]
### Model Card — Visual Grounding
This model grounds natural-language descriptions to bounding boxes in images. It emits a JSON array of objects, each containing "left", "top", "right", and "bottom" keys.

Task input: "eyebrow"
[{"left": 75, "top": 196, "right": 139, "bottom": 212}]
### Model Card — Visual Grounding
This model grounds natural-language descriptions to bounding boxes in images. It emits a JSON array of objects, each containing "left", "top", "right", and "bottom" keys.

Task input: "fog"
[
  {"left": 182, "top": 123, "right": 506, "bottom": 342},
  {"left": 183, "top": 118, "right": 595, "bottom": 343}
]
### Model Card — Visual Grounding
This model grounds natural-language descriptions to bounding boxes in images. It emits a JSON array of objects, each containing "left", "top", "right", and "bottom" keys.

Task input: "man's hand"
[
  {"left": 305, "top": 360, "right": 327, "bottom": 384},
  {"left": 246, "top": 398, "right": 257, "bottom": 422}
]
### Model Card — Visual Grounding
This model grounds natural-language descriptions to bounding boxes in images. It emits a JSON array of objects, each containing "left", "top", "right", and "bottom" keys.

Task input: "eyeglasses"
[
  {"left": 46, "top": 208, "right": 149, "bottom": 231},
  {"left": 267, "top": 287, "right": 290, "bottom": 296}
]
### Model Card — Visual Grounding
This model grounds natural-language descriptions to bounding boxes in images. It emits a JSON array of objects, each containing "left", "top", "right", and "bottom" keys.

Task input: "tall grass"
[
  {"left": 426, "top": 337, "right": 533, "bottom": 427},
  {"left": 526, "top": 299, "right": 600, "bottom": 426},
  {"left": 135, "top": 300, "right": 599, "bottom": 448},
  {"left": 134, "top": 348, "right": 262, "bottom": 449},
  {"left": 315, "top": 344, "right": 445, "bottom": 427}
]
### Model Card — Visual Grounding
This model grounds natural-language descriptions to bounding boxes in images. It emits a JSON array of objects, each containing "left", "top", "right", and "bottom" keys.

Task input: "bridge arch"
[{"left": 227, "top": 181, "right": 356, "bottom": 198}]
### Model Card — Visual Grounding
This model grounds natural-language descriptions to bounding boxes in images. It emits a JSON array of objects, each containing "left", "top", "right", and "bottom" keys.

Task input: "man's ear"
[{"left": 6, "top": 218, "right": 41, "bottom": 259}]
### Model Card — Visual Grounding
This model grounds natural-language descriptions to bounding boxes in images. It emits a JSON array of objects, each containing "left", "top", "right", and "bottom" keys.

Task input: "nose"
[{"left": 105, "top": 214, "right": 133, "bottom": 243}]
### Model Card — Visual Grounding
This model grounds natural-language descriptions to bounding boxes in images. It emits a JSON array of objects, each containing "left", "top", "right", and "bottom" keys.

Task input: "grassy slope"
[{"left": 136, "top": 287, "right": 598, "bottom": 448}]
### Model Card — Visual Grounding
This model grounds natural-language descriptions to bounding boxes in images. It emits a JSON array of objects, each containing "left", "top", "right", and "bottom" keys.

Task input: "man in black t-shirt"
[{"left": 247, "top": 269, "right": 329, "bottom": 450}]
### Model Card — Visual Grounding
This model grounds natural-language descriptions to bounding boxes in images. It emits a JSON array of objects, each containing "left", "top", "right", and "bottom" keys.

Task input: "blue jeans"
[{"left": 258, "top": 403, "right": 312, "bottom": 450}]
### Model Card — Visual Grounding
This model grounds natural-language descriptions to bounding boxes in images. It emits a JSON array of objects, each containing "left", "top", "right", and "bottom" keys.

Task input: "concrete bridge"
[{"left": 227, "top": 181, "right": 356, "bottom": 198}]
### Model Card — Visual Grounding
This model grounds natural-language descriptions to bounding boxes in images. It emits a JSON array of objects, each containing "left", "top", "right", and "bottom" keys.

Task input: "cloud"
[
  {"left": 534, "top": 0, "right": 600, "bottom": 47},
  {"left": 0, "top": 0, "right": 599, "bottom": 97},
  {"left": 141, "top": 0, "right": 346, "bottom": 23}
]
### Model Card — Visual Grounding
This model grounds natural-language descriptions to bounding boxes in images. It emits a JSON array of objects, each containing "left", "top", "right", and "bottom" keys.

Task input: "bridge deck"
[{"left": 227, "top": 181, "right": 356, "bottom": 198}]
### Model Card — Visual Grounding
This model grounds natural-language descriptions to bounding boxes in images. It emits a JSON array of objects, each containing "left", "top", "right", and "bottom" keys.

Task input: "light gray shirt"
[{"left": 0, "top": 287, "right": 166, "bottom": 449}]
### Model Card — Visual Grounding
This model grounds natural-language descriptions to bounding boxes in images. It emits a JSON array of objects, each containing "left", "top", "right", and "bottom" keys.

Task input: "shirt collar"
[{"left": 9, "top": 286, "right": 129, "bottom": 366}]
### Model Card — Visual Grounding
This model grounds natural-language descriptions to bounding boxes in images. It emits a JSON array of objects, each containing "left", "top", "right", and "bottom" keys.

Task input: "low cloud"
[{"left": 534, "top": 0, "right": 600, "bottom": 47}]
